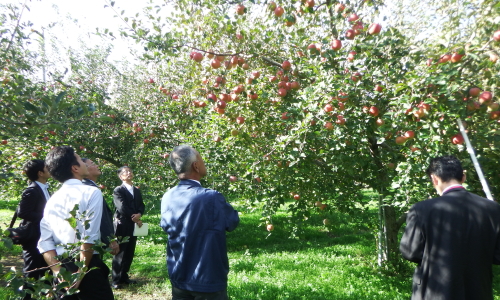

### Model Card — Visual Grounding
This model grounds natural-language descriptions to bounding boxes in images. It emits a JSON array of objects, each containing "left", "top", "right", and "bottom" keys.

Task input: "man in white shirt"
[{"left": 38, "top": 146, "right": 114, "bottom": 300}]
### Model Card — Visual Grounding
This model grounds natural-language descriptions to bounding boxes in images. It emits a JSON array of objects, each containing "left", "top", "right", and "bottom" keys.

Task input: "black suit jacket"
[
  {"left": 400, "top": 187, "right": 500, "bottom": 300},
  {"left": 17, "top": 182, "right": 49, "bottom": 247},
  {"left": 113, "top": 184, "right": 145, "bottom": 237},
  {"left": 82, "top": 179, "right": 115, "bottom": 247}
]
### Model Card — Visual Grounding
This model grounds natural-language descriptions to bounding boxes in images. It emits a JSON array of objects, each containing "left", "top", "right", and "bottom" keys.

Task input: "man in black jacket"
[
  {"left": 81, "top": 158, "right": 119, "bottom": 256},
  {"left": 400, "top": 155, "right": 500, "bottom": 300},
  {"left": 111, "top": 166, "right": 145, "bottom": 289},
  {"left": 17, "top": 159, "right": 51, "bottom": 300}
]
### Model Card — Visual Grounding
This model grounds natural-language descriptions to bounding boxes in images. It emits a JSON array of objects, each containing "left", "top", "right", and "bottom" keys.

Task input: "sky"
[{"left": 10, "top": 0, "right": 153, "bottom": 62}]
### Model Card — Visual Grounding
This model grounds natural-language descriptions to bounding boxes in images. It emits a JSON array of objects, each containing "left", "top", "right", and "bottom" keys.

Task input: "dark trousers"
[
  {"left": 61, "top": 254, "right": 114, "bottom": 300},
  {"left": 22, "top": 242, "right": 49, "bottom": 300},
  {"left": 172, "top": 286, "right": 229, "bottom": 300},
  {"left": 112, "top": 235, "right": 137, "bottom": 284}
]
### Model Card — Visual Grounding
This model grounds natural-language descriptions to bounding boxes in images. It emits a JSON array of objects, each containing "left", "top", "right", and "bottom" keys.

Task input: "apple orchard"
[{"left": 1, "top": 0, "right": 499, "bottom": 264}]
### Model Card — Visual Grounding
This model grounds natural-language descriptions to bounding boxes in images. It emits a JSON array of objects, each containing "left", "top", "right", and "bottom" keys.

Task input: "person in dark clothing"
[
  {"left": 17, "top": 159, "right": 51, "bottom": 300},
  {"left": 400, "top": 155, "right": 500, "bottom": 300},
  {"left": 111, "top": 166, "right": 145, "bottom": 289},
  {"left": 160, "top": 145, "right": 240, "bottom": 300},
  {"left": 81, "top": 158, "right": 119, "bottom": 256}
]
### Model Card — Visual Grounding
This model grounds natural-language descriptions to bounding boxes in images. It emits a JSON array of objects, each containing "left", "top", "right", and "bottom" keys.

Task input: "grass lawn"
[{"left": 2, "top": 195, "right": 500, "bottom": 299}]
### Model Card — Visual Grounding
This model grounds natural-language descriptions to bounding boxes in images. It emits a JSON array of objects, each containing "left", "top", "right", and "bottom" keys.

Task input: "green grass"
[{"left": 2, "top": 196, "right": 500, "bottom": 299}]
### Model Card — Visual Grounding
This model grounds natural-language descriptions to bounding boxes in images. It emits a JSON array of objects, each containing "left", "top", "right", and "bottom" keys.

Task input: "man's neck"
[
  {"left": 179, "top": 174, "right": 201, "bottom": 182},
  {"left": 438, "top": 180, "right": 462, "bottom": 195},
  {"left": 86, "top": 176, "right": 98, "bottom": 183},
  {"left": 123, "top": 180, "right": 133, "bottom": 186},
  {"left": 37, "top": 178, "right": 47, "bottom": 184}
]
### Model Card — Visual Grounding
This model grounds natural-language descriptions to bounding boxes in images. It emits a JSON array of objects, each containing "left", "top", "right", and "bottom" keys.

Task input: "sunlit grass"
[{"left": 2, "top": 196, "right": 500, "bottom": 299}]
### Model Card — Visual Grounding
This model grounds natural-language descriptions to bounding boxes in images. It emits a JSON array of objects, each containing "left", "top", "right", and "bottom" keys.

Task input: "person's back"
[
  {"left": 162, "top": 181, "right": 239, "bottom": 292},
  {"left": 400, "top": 155, "right": 500, "bottom": 300},
  {"left": 161, "top": 145, "right": 239, "bottom": 300},
  {"left": 405, "top": 189, "right": 500, "bottom": 299}
]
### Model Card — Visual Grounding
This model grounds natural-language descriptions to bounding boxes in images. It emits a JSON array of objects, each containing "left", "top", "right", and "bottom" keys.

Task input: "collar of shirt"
[
  {"left": 123, "top": 182, "right": 134, "bottom": 196},
  {"left": 86, "top": 179, "right": 97, "bottom": 186},
  {"left": 35, "top": 181, "right": 48, "bottom": 189},
  {"left": 442, "top": 184, "right": 464, "bottom": 195},
  {"left": 186, "top": 179, "right": 201, "bottom": 185},
  {"left": 63, "top": 178, "right": 85, "bottom": 186}
]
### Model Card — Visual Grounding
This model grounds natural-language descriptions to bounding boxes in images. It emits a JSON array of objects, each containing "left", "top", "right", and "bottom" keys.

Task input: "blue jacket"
[{"left": 160, "top": 180, "right": 240, "bottom": 293}]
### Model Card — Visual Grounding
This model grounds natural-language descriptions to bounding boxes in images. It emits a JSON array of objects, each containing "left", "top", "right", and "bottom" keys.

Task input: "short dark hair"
[
  {"left": 426, "top": 155, "right": 464, "bottom": 183},
  {"left": 45, "top": 146, "right": 80, "bottom": 183},
  {"left": 117, "top": 166, "right": 132, "bottom": 177},
  {"left": 23, "top": 160, "right": 45, "bottom": 182}
]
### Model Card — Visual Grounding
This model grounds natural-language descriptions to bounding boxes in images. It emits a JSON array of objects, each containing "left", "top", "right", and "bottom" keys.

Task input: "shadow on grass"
[{"left": 227, "top": 210, "right": 375, "bottom": 256}]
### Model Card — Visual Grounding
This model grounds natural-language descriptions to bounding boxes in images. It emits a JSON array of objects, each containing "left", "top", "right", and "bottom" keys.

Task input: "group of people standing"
[
  {"left": 15, "top": 147, "right": 145, "bottom": 299},
  {"left": 10, "top": 144, "right": 500, "bottom": 300}
]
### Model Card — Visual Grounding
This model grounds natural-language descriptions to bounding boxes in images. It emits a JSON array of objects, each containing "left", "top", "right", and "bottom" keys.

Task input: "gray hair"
[{"left": 169, "top": 145, "right": 197, "bottom": 175}]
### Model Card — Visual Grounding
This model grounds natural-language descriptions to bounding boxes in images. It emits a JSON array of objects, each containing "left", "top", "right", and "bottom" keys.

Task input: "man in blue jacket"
[{"left": 161, "top": 145, "right": 240, "bottom": 300}]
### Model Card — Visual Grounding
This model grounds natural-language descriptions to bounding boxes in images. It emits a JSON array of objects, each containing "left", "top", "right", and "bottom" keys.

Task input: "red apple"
[
  {"left": 335, "top": 3, "right": 345, "bottom": 12},
  {"left": 293, "top": 194, "right": 300, "bottom": 200},
  {"left": 368, "top": 106, "right": 379, "bottom": 117},
  {"left": 217, "top": 100, "right": 227, "bottom": 109},
  {"left": 32, "top": 152, "right": 39, "bottom": 157},
  {"left": 1, "top": 140, "right": 7, "bottom": 145},
  {"left": 345, "top": 29, "right": 356, "bottom": 40},
  {"left": 451, "top": 133, "right": 464, "bottom": 145},
  {"left": 282, "top": 60, "right": 291, "bottom": 70},
  {"left": 211, "top": 59, "right": 221, "bottom": 69},
  {"left": 395, "top": 136, "right": 407, "bottom": 145},
  {"left": 251, "top": 71, "right": 260, "bottom": 79},
  {"left": 236, "top": 116, "right": 245, "bottom": 124},
  {"left": 281, "top": 112, "right": 289, "bottom": 120},
  {"left": 213, "top": 136, "right": 221, "bottom": 142},
  {"left": 324, "top": 104, "right": 334, "bottom": 112},
  {"left": 479, "top": 91, "right": 492, "bottom": 104},
  {"left": 438, "top": 54, "right": 451, "bottom": 63},
  {"left": 469, "top": 87, "right": 481, "bottom": 97},
  {"left": 148, "top": 78, "right": 155, "bottom": 84},
  {"left": 493, "top": 30, "right": 500, "bottom": 42},
  {"left": 375, "top": 85, "right": 384, "bottom": 92},
  {"left": 241, "top": 63, "right": 250, "bottom": 70},
  {"left": 236, "top": 4, "right": 245, "bottom": 15},
  {"left": 163, "top": 153, "right": 170, "bottom": 159},
  {"left": 305, "top": 0, "right": 315, "bottom": 8},
  {"left": 255, "top": 177, "right": 262, "bottom": 183},
  {"left": 489, "top": 111, "right": 500, "bottom": 120},
  {"left": 450, "top": 52, "right": 463, "bottom": 63},
  {"left": 274, "top": 6, "right": 284, "bottom": 17},
  {"left": 324, "top": 122, "right": 334, "bottom": 130},
  {"left": 278, "top": 88, "right": 287, "bottom": 97},
  {"left": 347, "top": 51, "right": 356, "bottom": 62},
  {"left": 229, "top": 175, "right": 238, "bottom": 182},
  {"left": 368, "top": 23, "right": 382, "bottom": 35},
  {"left": 290, "top": 81, "right": 300, "bottom": 90},
  {"left": 267, "top": 224, "right": 274, "bottom": 231},
  {"left": 268, "top": 1, "right": 277, "bottom": 11},
  {"left": 331, "top": 39, "right": 342, "bottom": 51},
  {"left": 375, "top": 118, "right": 384, "bottom": 127},
  {"left": 190, "top": 51, "right": 203, "bottom": 62},
  {"left": 144, "top": 139, "right": 150, "bottom": 144},
  {"left": 404, "top": 131, "right": 415, "bottom": 139},
  {"left": 348, "top": 14, "right": 359, "bottom": 22}
]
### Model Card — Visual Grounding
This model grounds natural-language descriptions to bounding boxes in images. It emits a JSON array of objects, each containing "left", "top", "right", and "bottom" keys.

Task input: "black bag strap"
[{"left": 9, "top": 211, "right": 18, "bottom": 228}]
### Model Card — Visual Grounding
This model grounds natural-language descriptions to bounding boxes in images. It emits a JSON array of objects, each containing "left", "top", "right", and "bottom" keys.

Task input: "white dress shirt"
[
  {"left": 35, "top": 181, "right": 50, "bottom": 201},
  {"left": 38, "top": 179, "right": 103, "bottom": 255},
  {"left": 123, "top": 182, "right": 134, "bottom": 198}
]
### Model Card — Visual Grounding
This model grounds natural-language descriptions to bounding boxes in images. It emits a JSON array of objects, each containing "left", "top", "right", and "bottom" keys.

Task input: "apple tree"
[{"left": 99, "top": 0, "right": 499, "bottom": 265}]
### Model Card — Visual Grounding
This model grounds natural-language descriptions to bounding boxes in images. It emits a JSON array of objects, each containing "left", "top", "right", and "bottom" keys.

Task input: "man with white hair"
[{"left": 160, "top": 145, "right": 240, "bottom": 300}]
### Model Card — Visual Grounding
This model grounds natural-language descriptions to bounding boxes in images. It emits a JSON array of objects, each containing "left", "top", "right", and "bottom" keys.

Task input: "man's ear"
[
  {"left": 461, "top": 173, "right": 466, "bottom": 184},
  {"left": 192, "top": 160, "right": 199, "bottom": 174},
  {"left": 430, "top": 174, "right": 439, "bottom": 186}
]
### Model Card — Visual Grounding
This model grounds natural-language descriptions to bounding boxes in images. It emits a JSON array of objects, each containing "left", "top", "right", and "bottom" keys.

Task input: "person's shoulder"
[{"left": 113, "top": 185, "right": 124, "bottom": 192}]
